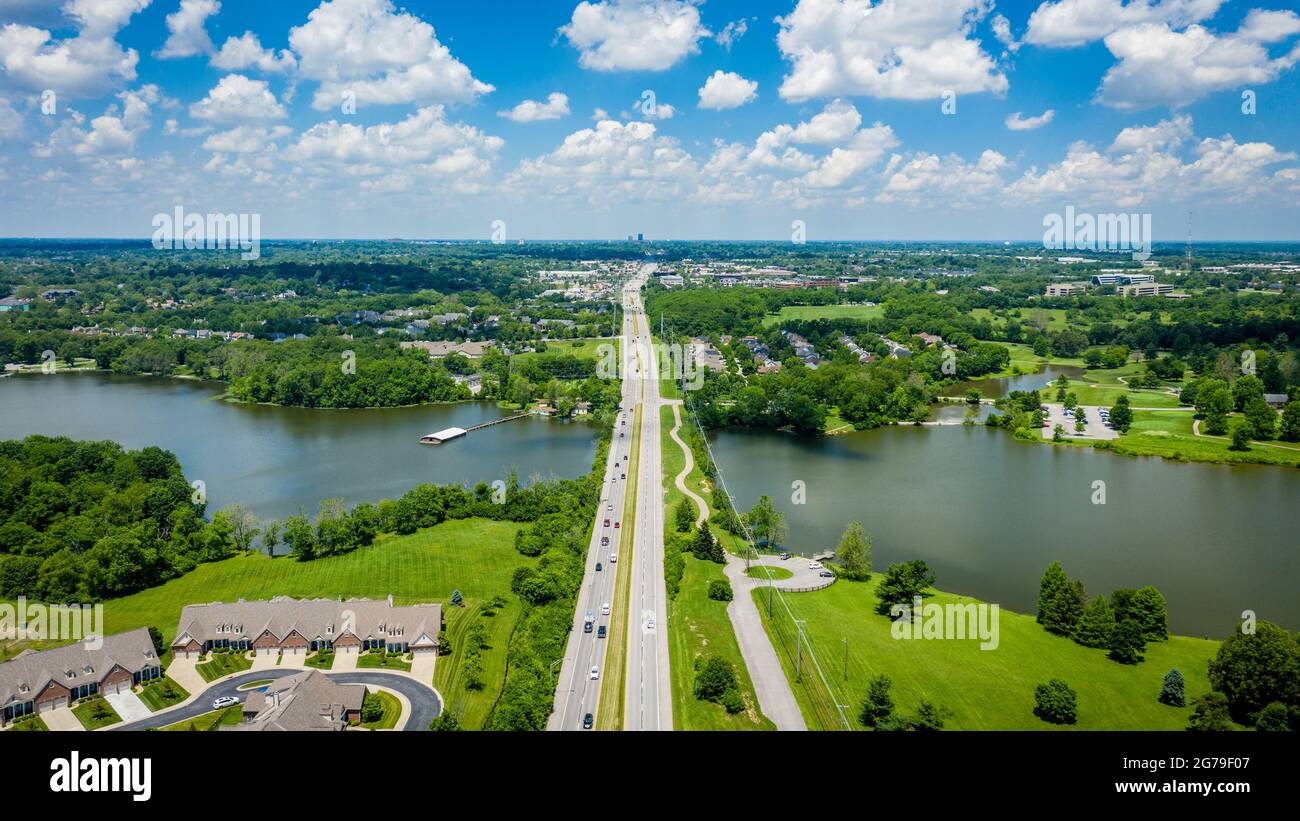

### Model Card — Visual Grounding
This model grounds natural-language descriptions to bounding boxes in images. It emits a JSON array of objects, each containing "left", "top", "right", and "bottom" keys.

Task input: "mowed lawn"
[
  {"left": 661, "top": 406, "right": 773, "bottom": 730},
  {"left": 760, "top": 577, "right": 1220, "bottom": 730},
  {"left": 433, "top": 597, "right": 522, "bottom": 730},
  {"left": 763, "top": 303, "right": 883, "bottom": 326},
  {"left": 1117, "top": 409, "right": 1300, "bottom": 468},
  {"left": 11, "top": 518, "right": 530, "bottom": 654}
]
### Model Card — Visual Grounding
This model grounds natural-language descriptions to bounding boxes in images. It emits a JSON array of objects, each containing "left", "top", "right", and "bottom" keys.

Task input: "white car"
[
  {"left": 808, "top": 561, "right": 823, "bottom": 570},
  {"left": 601, "top": 603, "right": 611, "bottom": 616},
  {"left": 213, "top": 696, "right": 240, "bottom": 709},
  {"left": 610, "top": 552, "right": 617, "bottom": 563},
  {"left": 646, "top": 618, "right": 656, "bottom": 631},
  {"left": 589, "top": 666, "right": 600, "bottom": 680},
  {"left": 607, "top": 503, "right": 613, "bottom": 511}
]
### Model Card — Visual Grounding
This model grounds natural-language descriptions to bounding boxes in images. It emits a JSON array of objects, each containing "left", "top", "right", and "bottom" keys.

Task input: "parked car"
[
  {"left": 780, "top": 552, "right": 792, "bottom": 560},
  {"left": 620, "top": 473, "right": 626, "bottom": 479},
  {"left": 819, "top": 571, "right": 835, "bottom": 578},
  {"left": 583, "top": 713, "right": 594, "bottom": 729},
  {"left": 213, "top": 696, "right": 240, "bottom": 709},
  {"left": 808, "top": 561, "right": 823, "bottom": 569},
  {"left": 590, "top": 666, "right": 600, "bottom": 680}
]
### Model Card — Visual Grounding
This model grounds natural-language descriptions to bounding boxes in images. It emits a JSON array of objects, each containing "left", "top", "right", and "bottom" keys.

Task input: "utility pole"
[{"left": 795, "top": 619, "right": 806, "bottom": 683}]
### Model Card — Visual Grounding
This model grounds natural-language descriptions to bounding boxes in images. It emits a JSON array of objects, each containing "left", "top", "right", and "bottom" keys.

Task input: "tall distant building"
[{"left": 637, "top": 233, "right": 644, "bottom": 242}]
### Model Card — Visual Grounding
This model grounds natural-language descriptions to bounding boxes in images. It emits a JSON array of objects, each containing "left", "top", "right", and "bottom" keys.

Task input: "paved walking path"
[{"left": 667, "top": 403, "right": 806, "bottom": 731}]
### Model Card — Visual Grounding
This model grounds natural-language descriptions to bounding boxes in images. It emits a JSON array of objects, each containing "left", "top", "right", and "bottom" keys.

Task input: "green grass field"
[
  {"left": 73, "top": 697, "right": 122, "bottom": 730},
  {"left": 137, "top": 677, "right": 189, "bottom": 711},
  {"left": 1112, "top": 410, "right": 1300, "bottom": 468},
  {"left": 756, "top": 576, "right": 1221, "bottom": 730},
  {"left": 161, "top": 705, "right": 242, "bottom": 731},
  {"left": 763, "top": 303, "right": 883, "bottom": 327},
  {"left": 197, "top": 652, "right": 250, "bottom": 682},
  {"left": 747, "top": 566, "right": 793, "bottom": 580},
  {"left": 661, "top": 405, "right": 773, "bottom": 731},
  {"left": 514, "top": 338, "right": 616, "bottom": 363},
  {"left": 434, "top": 598, "right": 521, "bottom": 729},
  {"left": 357, "top": 652, "right": 411, "bottom": 672}
]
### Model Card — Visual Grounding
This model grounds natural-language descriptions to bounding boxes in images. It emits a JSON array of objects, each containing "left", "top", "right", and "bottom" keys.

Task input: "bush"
[
  {"left": 1158, "top": 668, "right": 1186, "bottom": 707},
  {"left": 429, "top": 712, "right": 460, "bottom": 731},
  {"left": 361, "top": 693, "right": 383, "bottom": 723},
  {"left": 858, "top": 674, "right": 894, "bottom": 728},
  {"left": 693, "top": 655, "right": 738, "bottom": 703},
  {"left": 707, "top": 579, "right": 733, "bottom": 602},
  {"left": 720, "top": 687, "right": 744, "bottom": 714},
  {"left": 1034, "top": 679, "right": 1078, "bottom": 725},
  {"left": 1187, "top": 692, "right": 1234, "bottom": 731}
]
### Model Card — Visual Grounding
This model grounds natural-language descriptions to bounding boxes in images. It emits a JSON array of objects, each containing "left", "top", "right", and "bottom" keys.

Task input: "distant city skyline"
[{"left": 1, "top": 0, "right": 1299, "bottom": 240}]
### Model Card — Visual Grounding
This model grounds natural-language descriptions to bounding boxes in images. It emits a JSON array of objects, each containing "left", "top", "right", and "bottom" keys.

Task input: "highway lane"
[
  {"left": 111, "top": 669, "right": 441, "bottom": 731},
  {"left": 549, "top": 269, "right": 642, "bottom": 730},
  {"left": 623, "top": 280, "right": 673, "bottom": 731}
]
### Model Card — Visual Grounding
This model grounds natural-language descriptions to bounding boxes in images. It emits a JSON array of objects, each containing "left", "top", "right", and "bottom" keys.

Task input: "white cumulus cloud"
[
  {"left": 211, "top": 31, "right": 297, "bottom": 73},
  {"left": 1005, "top": 109, "right": 1055, "bottom": 130},
  {"left": 189, "top": 74, "right": 287, "bottom": 124},
  {"left": 499, "top": 92, "right": 570, "bottom": 123},
  {"left": 0, "top": 0, "right": 149, "bottom": 97},
  {"left": 158, "top": 0, "right": 220, "bottom": 59},
  {"left": 559, "top": 0, "right": 710, "bottom": 72},
  {"left": 698, "top": 70, "right": 758, "bottom": 110}
]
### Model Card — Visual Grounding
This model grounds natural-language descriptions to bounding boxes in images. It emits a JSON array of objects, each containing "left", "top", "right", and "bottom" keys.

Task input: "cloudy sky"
[{"left": 0, "top": 0, "right": 1298, "bottom": 240}]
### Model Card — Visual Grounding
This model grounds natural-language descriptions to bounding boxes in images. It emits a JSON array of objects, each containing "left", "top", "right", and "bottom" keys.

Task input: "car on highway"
[
  {"left": 808, "top": 561, "right": 823, "bottom": 569},
  {"left": 597, "top": 625, "right": 606, "bottom": 638},
  {"left": 620, "top": 473, "right": 626, "bottom": 479},
  {"left": 584, "top": 620, "right": 593, "bottom": 633},
  {"left": 604, "top": 518, "right": 610, "bottom": 526},
  {"left": 601, "top": 603, "right": 610, "bottom": 615},
  {"left": 620, "top": 432, "right": 625, "bottom": 438},
  {"left": 596, "top": 562, "right": 603, "bottom": 571},
  {"left": 601, "top": 536, "right": 609, "bottom": 546},
  {"left": 590, "top": 666, "right": 600, "bottom": 680},
  {"left": 614, "top": 521, "right": 620, "bottom": 529},
  {"left": 213, "top": 696, "right": 240, "bottom": 709},
  {"left": 583, "top": 713, "right": 594, "bottom": 729},
  {"left": 610, "top": 552, "right": 617, "bottom": 563},
  {"left": 646, "top": 618, "right": 656, "bottom": 631}
]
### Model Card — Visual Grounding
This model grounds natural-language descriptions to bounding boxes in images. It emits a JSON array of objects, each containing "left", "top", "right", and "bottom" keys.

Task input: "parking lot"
[{"left": 1040, "top": 403, "right": 1120, "bottom": 440}]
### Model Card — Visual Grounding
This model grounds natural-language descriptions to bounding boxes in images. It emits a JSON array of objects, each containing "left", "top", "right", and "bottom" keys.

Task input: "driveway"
[
  {"left": 41, "top": 706, "right": 85, "bottom": 732},
  {"left": 111, "top": 669, "right": 441, "bottom": 732},
  {"left": 409, "top": 653, "right": 436, "bottom": 686},
  {"left": 331, "top": 650, "right": 359, "bottom": 672},
  {"left": 164, "top": 656, "right": 206, "bottom": 695},
  {"left": 743, "top": 555, "right": 834, "bottom": 591},
  {"left": 249, "top": 652, "right": 279, "bottom": 671},
  {"left": 105, "top": 690, "right": 151, "bottom": 723}
]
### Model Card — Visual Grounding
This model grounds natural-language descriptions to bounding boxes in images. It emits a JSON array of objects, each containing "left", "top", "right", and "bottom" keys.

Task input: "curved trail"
[{"left": 667, "top": 402, "right": 806, "bottom": 731}]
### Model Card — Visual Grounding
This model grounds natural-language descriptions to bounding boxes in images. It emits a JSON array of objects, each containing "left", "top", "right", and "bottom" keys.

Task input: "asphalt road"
[
  {"left": 111, "top": 669, "right": 442, "bottom": 731},
  {"left": 549, "top": 267, "right": 644, "bottom": 730},
  {"left": 623, "top": 282, "right": 673, "bottom": 731}
]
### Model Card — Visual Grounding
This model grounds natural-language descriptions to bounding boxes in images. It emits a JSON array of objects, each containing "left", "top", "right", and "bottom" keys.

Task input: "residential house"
[
  {"left": 0, "top": 628, "right": 162, "bottom": 725},
  {"left": 401, "top": 340, "right": 494, "bottom": 359},
  {"left": 224, "top": 670, "right": 365, "bottom": 732}
]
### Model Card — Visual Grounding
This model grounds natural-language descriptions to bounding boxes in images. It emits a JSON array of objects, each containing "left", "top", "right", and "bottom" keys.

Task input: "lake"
[
  {"left": 0, "top": 372, "right": 598, "bottom": 537},
  {"left": 709, "top": 423, "right": 1298, "bottom": 637}
]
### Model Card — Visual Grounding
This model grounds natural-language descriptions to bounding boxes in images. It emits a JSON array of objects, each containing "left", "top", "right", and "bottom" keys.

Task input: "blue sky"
[{"left": 1, "top": 0, "right": 1299, "bottom": 240}]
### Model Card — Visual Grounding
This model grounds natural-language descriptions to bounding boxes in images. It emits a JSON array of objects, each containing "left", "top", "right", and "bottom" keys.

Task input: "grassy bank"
[
  {"left": 661, "top": 404, "right": 773, "bottom": 731},
  {"left": 755, "top": 576, "right": 1221, "bottom": 730}
]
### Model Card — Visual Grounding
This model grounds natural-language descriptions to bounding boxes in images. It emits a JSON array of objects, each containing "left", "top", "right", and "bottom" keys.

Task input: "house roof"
[
  {"left": 171, "top": 597, "right": 441, "bottom": 649},
  {"left": 0, "top": 628, "right": 158, "bottom": 707},
  {"left": 225, "top": 670, "right": 365, "bottom": 732}
]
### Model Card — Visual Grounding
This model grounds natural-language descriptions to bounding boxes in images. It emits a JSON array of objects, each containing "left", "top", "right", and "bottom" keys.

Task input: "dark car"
[
  {"left": 620, "top": 473, "right": 626, "bottom": 479},
  {"left": 597, "top": 625, "right": 607, "bottom": 638},
  {"left": 583, "top": 713, "right": 594, "bottom": 729},
  {"left": 819, "top": 571, "right": 834, "bottom": 578},
  {"left": 596, "top": 562, "right": 603, "bottom": 571},
  {"left": 601, "top": 536, "right": 609, "bottom": 546},
  {"left": 583, "top": 620, "right": 593, "bottom": 633}
]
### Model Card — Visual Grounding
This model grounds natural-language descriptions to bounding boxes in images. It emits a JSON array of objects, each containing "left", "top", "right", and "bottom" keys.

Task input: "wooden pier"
[{"left": 420, "top": 412, "right": 529, "bottom": 444}]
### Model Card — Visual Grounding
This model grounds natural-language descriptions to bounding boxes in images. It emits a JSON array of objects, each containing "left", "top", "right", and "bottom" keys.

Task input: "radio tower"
[{"left": 1185, "top": 210, "right": 1193, "bottom": 269}]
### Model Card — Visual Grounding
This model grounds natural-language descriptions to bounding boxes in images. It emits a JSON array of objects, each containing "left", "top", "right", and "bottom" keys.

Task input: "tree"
[
  {"left": 875, "top": 560, "right": 937, "bottom": 615},
  {"left": 1109, "top": 618, "right": 1146, "bottom": 664},
  {"left": 1254, "top": 702, "right": 1291, "bottom": 731},
  {"left": 282, "top": 514, "right": 315, "bottom": 560},
  {"left": 261, "top": 519, "right": 281, "bottom": 553},
  {"left": 1195, "top": 378, "right": 1232, "bottom": 435},
  {"left": 858, "top": 674, "right": 894, "bottom": 728},
  {"left": 1074, "top": 415, "right": 1086, "bottom": 434},
  {"left": 1229, "top": 422, "right": 1251, "bottom": 451},
  {"left": 1280, "top": 400, "right": 1300, "bottom": 442},
  {"left": 1232, "top": 373, "right": 1265, "bottom": 411},
  {"left": 1037, "top": 561, "right": 1068, "bottom": 624},
  {"left": 1159, "top": 668, "right": 1186, "bottom": 707},
  {"left": 835, "top": 521, "right": 872, "bottom": 581},
  {"left": 1129, "top": 586, "right": 1168, "bottom": 641},
  {"left": 1242, "top": 395, "right": 1277, "bottom": 440},
  {"left": 694, "top": 655, "right": 738, "bottom": 702},
  {"left": 1052, "top": 424, "right": 1065, "bottom": 442},
  {"left": 674, "top": 498, "right": 695, "bottom": 532},
  {"left": 1034, "top": 679, "right": 1078, "bottom": 725},
  {"left": 912, "top": 700, "right": 950, "bottom": 731},
  {"left": 361, "top": 693, "right": 383, "bottom": 724},
  {"left": 1109, "top": 395, "right": 1133, "bottom": 433},
  {"left": 745, "top": 495, "right": 787, "bottom": 548},
  {"left": 220, "top": 504, "right": 260, "bottom": 552},
  {"left": 1207, "top": 621, "right": 1300, "bottom": 726},
  {"left": 1186, "top": 692, "right": 1234, "bottom": 731},
  {"left": 428, "top": 712, "right": 460, "bottom": 731},
  {"left": 1073, "top": 595, "right": 1115, "bottom": 649},
  {"left": 690, "top": 523, "right": 725, "bottom": 563},
  {"left": 450, "top": 589, "right": 464, "bottom": 606},
  {"left": 965, "top": 389, "right": 981, "bottom": 406},
  {"left": 1045, "top": 579, "right": 1086, "bottom": 635},
  {"left": 148, "top": 626, "right": 166, "bottom": 657}
]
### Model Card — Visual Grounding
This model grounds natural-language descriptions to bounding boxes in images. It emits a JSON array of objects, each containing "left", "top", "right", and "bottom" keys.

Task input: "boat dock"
[{"left": 419, "top": 412, "right": 529, "bottom": 444}]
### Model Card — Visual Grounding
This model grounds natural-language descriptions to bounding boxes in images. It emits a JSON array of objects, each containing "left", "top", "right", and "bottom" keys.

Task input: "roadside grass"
[
  {"left": 661, "top": 405, "right": 773, "bottom": 731},
  {"left": 3, "top": 518, "right": 529, "bottom": 667},
  {"left": 597, "top": 403, "right": 640, "bottom": 730},
  {"left": 512, "top": 338, "right": 616, "bottom": 363},
  {"left": 361, "top": 690, "right": 402, "bottom": 730},
  {"left": 357, "top": 652, "right": 411, "bottom": 672},
  {"left": 72, "top": 696, "right": 121, "bottom": 730},
  {"left": 754, "top": 577, "right": 1220, "bottom": 730},
  {"left": 434, "top": 598, "right": 521, "bottom": 729},
  {"left": 161, "top": 705, "right": 242, "bottom": 731},
  {"left": 137, "top": 677, "right": 189, "bottom": 711},
  {"left": 763, "top": 303, "right": 883, "bottom": 326},
  {"left": 196, "top": 652, "right": 251, "bottom": 682}
]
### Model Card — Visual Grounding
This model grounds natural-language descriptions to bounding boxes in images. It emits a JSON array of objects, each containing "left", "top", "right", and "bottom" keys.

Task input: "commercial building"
[{"left": 1119, "top": 282, "right": 1176, "bottom": 298}]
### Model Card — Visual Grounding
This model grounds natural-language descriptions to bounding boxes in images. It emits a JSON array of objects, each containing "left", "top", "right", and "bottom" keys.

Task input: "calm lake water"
[
  {"left": 710, "top": 424, "right": 1298, "bottom": 637},
  {"left": 0, "top": 373, "right": 597, "bottom": 533},
  {"left": 941, "top": 364, "right": 1085, "bottom": 398}
]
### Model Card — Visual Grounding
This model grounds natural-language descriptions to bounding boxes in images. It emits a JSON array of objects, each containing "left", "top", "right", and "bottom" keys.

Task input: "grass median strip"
[{"left": 597, "top": 403, "right": 641, "bottom": 730}]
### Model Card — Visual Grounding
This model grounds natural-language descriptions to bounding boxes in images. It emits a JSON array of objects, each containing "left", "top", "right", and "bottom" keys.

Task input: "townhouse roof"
[
  {"left": 225, "top": 670, "right": 365, "bottom": 732},
  {"left": 171, "top": 597, "right": 441, "bottom": 650},
  {"left": 0, "top": 628, "right": 158, "bottom": 708}
]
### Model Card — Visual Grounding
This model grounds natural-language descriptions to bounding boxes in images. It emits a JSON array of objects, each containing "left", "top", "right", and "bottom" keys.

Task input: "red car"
[
  {"left": 603, "top": 519, "right": 610, "bottom": 527},
  {"left": 614, "top": 521, "right": 620, "bottom": 529}
]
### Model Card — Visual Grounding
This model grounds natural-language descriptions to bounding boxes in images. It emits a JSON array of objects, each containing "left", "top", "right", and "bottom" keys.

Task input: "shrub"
[
  {"left": 720, "top": 688, "right": 744, "bottom": 714},
  {"left": 858, "top": 674, "right": 894, "bottom": 728},
  {"left": 1187, "top": 692, "right": 1234, "bottom": 731},
  {"left": 361, "top": 693, "right": 383, "bottom": 724},
  {"left": 707, "top": 579, "right": 733, "bottom": 602},
  {"left": 1034, "top": 679, "right": 1078, "bottom": 725},
  {"left": 693, "top": 655, "right": 738, "bottom": 703}
]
